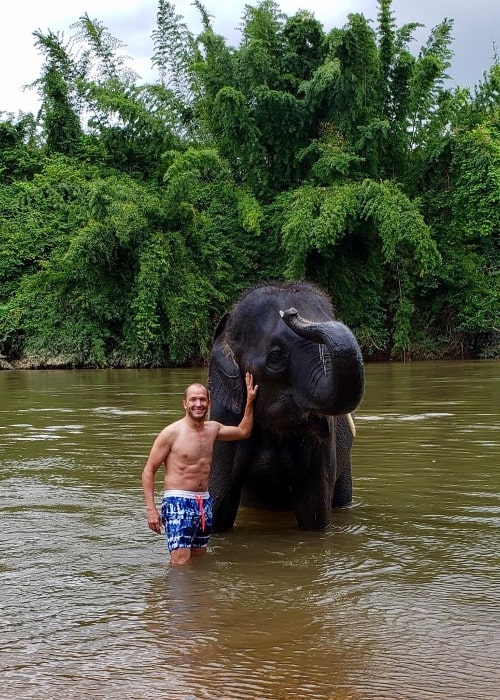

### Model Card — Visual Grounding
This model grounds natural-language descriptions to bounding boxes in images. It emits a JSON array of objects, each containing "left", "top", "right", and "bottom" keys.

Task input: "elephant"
[{"left": 207, "top": 281, "right": 364, "bottom": 531}]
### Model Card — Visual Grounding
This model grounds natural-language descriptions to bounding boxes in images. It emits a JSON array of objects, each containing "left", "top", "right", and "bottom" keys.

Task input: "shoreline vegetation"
[
  {"left": 2, "top": 341, "right": 498, "bottom": 371},
  {"left": 1, "top": 1, "right": 498, "bottom": 367}
]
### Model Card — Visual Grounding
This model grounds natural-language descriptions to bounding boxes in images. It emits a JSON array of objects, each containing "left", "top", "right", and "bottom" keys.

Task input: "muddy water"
[{"left": 1, "top": 362, "right": 499, "bottom": 699}]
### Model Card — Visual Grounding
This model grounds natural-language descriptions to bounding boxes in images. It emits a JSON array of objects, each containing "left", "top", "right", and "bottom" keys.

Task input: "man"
[{"left": 141, "top": 372, "right": 258, "bottom": 565}]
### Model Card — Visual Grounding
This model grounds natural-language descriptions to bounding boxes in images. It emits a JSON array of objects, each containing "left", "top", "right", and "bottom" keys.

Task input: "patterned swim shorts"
[{"left": 161, "top": 490, "right": 213, "bottom": 551}]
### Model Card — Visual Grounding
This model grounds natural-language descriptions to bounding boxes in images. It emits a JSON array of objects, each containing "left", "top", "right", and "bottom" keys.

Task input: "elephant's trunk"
[{"left": 280, "top": 307, "right": 364, "bottom": 415}]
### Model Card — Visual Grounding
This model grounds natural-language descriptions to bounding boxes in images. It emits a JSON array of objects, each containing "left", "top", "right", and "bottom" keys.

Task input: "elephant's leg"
[
  {"left": 211, "top": 483, "right": 242, "bottom": 532},
  {"left": 286, "top": 441, "right": 333, "bottom": 530},
  {"left": 332, "top": 415, "right": 354, "bottom": 508},
  {"left": 210, "top": 441, "right": 252, "bottom": 532},
  {"left": 294, "top": 490, "right": 331, "bottom": 529},
  {"left": 332, "top": 462, "right": 352, "bottom": 507}
]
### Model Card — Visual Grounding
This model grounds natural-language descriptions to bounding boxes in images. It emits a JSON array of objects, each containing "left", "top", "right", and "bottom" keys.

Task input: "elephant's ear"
[{"left": 208, "top": 314, "right": 244, "bottom": 416}]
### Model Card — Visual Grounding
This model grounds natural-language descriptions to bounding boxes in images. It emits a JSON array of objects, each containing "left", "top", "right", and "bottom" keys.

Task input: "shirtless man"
[{"left": 141, "top": 372, "right": 258, "bottom": 565}]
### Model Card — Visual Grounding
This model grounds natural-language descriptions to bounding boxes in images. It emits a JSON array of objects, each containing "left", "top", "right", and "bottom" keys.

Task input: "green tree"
[
  {"left": 190, "top": 1, "right": 328, "bottom": 197},
  {"left": 32, "top": 30, "right": 84, "bottom": 156},
  {"left": 1, "top": 0, "right": 498, "bottom": 366},
  {"left": 0, "top": 114, "right": 43, "bottom": 182},
  {"left": 416, "top": 64, "right": 500, "bottom": 357}
]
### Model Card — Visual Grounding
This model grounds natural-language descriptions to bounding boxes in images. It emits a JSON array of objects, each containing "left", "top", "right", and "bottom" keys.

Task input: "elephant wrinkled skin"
[{"left": 208, "top": 281, "right": 364, "bottom": 531}]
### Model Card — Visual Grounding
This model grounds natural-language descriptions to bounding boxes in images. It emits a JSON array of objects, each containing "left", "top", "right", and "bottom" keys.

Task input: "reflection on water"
[{"left": 0, "top": 362, "right": 499, "bottom": 699}]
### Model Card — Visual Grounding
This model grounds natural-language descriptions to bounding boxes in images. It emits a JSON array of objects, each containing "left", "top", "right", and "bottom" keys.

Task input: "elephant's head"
[{"left": 209, "top": 282, "right": 364, "bottom": 435}]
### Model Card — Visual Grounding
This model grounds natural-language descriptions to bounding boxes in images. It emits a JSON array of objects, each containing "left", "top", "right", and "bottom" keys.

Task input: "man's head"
[{"left": 183, "top": 383, "right": 210, "bottom": 423}]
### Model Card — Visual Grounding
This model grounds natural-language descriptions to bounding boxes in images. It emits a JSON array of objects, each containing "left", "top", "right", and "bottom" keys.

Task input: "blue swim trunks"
[{"left": 161, "top": 490, "right": 213, "bottom": 552}]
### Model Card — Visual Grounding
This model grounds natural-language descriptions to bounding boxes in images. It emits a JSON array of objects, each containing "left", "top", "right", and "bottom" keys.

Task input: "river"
[{"left": 1, "top": 361, "right": 499, "bottom": 699}]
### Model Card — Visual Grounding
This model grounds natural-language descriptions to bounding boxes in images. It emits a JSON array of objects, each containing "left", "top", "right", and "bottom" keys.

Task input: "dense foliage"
[{"left": 0, "top": 0, "right": 498, "bottom": 367}]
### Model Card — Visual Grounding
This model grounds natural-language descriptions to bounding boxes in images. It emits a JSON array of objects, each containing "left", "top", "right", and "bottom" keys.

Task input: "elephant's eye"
[{"left": 265, "top": 345, "right": 288, "bottom": 372}]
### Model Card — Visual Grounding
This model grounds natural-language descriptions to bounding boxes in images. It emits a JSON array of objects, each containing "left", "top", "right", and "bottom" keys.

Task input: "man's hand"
[
  {"left": 245, "top": 372, "right": 259, "bottom": 403},
  {"left": 146, "top": 506, "right": 162, "bottom": 534}
]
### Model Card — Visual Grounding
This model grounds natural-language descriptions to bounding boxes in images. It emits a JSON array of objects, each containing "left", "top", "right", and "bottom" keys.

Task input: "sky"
[{"left": 1, "top": 0, "right": 499, "bottom": 116}]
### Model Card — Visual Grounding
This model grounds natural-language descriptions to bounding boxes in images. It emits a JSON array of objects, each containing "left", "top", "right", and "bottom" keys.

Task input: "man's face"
[{"left": 184, "top": 386, "right": 209, "bottom": 422}]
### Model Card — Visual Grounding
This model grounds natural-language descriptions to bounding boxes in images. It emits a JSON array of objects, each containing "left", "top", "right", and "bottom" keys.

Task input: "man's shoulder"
[
  {"left": 158, "top": 418, "right": 183, "bottom": 440},
  {"left": 203, "top": 420, "right": 223, "bottom": 435},
  {"left": 204, "top": 419, "right": 222, "bottom": 429}
]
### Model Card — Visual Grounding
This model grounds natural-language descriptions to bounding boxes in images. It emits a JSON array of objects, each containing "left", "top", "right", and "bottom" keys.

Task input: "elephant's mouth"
[
  {"left": 305, "top": 413, "right": 331, "bottom": 439},
  {"left": 256, "top": 398, "right": 331, "bottom": 439},
  {"left": 255, "top": 394, "right": 302, "bottom": 434}
]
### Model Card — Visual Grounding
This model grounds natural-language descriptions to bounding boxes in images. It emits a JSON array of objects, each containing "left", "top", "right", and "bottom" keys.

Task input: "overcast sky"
[{"left": 1, "top": 0, "right": 498, "bottom": 116}]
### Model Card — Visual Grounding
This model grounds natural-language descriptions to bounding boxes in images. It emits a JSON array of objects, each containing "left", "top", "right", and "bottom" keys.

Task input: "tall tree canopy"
[{"left": 0, "top": 0, "right": 498, "bottom": 367}]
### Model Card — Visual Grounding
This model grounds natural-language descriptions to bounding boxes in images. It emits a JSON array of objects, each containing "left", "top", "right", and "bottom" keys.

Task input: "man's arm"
[
  {"left": 216, "top": 372, "right": 258, "bottom": 441},
  {"left": 141, "top": 427, "right": 173, "bottom": 534}
]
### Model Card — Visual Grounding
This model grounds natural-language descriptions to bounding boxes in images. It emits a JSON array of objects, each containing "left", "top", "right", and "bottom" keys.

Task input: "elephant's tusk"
[{"left": 347, "top": 412, "right": 356, "bottom": 438}]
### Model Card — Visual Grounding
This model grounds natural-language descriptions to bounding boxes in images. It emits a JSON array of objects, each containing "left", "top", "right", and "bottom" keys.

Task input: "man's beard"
[{"left": 187, "top": 407, "right": 207, "bottom": 423}]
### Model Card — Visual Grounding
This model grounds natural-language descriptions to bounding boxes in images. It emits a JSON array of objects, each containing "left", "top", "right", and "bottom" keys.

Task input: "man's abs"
[{"left": 163, "top": 459, "right": 211, "bottom": 492}]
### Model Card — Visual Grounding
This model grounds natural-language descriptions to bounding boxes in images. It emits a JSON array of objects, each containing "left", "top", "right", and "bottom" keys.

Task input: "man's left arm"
[{"left": 216, "top": 372, "right": 258, "bottom": 441}]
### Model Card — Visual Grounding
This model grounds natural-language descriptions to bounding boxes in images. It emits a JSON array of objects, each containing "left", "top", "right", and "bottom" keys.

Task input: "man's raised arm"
[{"left": 216, "top": 372, "right": 258, "bottom": 441}]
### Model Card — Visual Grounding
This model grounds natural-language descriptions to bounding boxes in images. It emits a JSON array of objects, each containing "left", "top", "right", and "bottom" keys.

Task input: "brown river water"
[{"left": 0, "top": 362, "right": 499, "bottom": 699}]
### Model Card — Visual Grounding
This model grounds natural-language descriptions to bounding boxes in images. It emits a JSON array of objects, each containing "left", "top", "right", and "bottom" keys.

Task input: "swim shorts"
[{"left": 161, "top": 490, "right": 213, "bottom": 551}]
